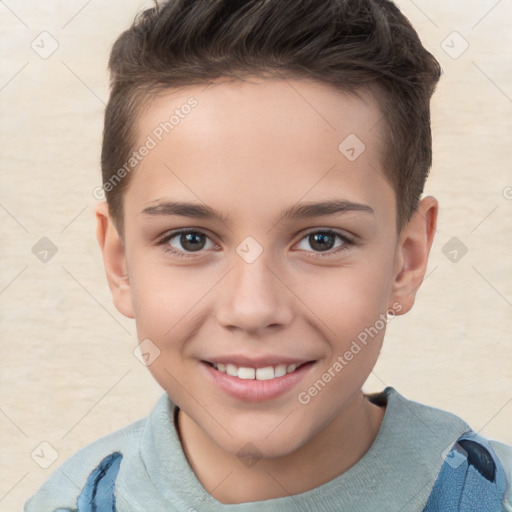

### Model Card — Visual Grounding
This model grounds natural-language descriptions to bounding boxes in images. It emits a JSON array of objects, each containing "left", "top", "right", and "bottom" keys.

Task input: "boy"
[{"left": 25, "top": 0, "right": 512, "bottom": 510}]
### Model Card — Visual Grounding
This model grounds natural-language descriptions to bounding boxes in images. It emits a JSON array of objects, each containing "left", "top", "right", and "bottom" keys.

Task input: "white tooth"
[
  {"left": 256, "top": 366, "right": 275, "bottom": 380},
  {"left": 226, "top": 363, "right": 238, "bottom": 377},
  {"left": 216, "top": 363, "right": 226, "bottom": 373},
  {"left": 238, "top": 366, "right": 256, "bottom": 379},
  {"left": 286, "top": 364, "right": 297, "bottom": 374},
  {"left": 274, "top": 364, "right": 287, "bottom": 377}
]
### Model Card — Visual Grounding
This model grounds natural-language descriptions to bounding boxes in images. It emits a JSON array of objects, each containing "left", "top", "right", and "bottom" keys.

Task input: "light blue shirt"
[{"left": 25, "top": 387, "right": 512, "bottom": 511}]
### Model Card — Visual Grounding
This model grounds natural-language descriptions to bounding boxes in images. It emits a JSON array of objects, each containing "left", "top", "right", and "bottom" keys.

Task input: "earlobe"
[
  {"left": 390, "top": 196, "right": 438, "bottom": 315},
  {"left": 95, "top": 202, "right": 135, "bottom": 319}
]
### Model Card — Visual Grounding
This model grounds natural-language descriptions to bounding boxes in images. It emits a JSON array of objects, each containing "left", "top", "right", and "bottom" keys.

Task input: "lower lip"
[{"left": 201, "top": 361, "right": 315, "bottom": 403}]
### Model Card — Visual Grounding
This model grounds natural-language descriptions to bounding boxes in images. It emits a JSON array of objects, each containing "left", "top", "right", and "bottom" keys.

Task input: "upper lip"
[{"left": 202, "top": 355, "right": 315, "bottom": 368}]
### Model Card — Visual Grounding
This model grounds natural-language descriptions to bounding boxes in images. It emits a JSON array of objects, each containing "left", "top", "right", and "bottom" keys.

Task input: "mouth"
[
  {"left": 204, "top": 361, "right": 309, "bottom": 381},
  {"left": 201, "top": 359, "right": 316, "bottom": 402}
]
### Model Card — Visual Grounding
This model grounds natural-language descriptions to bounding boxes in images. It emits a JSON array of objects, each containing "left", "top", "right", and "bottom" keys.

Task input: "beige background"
[{"left": 1, "top": 0, "right": 511, "bottom": 509}]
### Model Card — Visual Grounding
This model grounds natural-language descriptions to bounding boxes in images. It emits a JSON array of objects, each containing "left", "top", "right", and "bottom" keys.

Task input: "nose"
[{"left": 215, "top": 252, "right": 294, "bottom": 336}]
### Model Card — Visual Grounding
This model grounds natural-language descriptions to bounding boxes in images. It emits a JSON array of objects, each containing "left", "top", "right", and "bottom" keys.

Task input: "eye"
[
  {"left": 159, "top": 229, "right": 216, "bottom": 258},
  {"left": 295, "top": 229, "right": 353, "bottom": 256},
  {"left": 158, "top": 228, "right": 354, "bottom": 259}
]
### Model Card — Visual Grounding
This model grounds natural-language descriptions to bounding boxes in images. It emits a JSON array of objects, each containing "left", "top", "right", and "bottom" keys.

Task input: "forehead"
[
  {"left": 137, "top": 77, "right": 384, "bottom": 154},
  {"left": 125, "top": 77, "right": 394, "bottom": 228}
]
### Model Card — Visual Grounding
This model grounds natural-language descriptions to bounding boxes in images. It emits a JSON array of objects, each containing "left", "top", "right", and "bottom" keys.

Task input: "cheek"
[
  {"left": 128, "top": 265, "right": 201, "bottom": 394},
  {"left": 294, "top": 258, "right": 395, "bottom": 335},
  {"left": 296, "top": 276, "right": 389, "bottom": 413},
  {"left": 291, "top": 259, "right": 395, "bottom": 388},
  {"left": 128, "top": 258, "right": 214, "bottom": 338}
]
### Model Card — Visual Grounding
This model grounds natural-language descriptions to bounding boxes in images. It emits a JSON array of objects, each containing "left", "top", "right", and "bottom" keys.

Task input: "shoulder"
[
  {"left": 372, "top": 387, "right": 512, "bottom": 511},
  {"left": 24, "top": 408, "right": 149, "bottom": 512},
  {"left": 369, "top": 386, "right": 473, "bottom": 442},
  {"left": 489, "top": 439, "right": 512, "bottom": 511},
  {"left": 367, "top": 387, "right": 472, "bottom": 488}
]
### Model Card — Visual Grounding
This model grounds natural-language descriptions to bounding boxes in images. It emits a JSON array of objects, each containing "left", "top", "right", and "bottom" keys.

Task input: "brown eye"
[
  {"left": 174, "top": 232, "right": 207, "bottom": 252},
  {"left": 160, "top": 230, "right": 216, "bottom": 258},
  {"left": 296, "top": 229, "right": 353, "bottom": 256},
  {"left": 308, "top": 232, "right": 337, "bottom": 252}
]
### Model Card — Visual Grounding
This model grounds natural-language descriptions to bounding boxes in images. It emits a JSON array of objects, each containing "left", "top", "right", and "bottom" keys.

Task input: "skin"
[{"left": 96, "top": 77, "right": 438, "bottom": 504}]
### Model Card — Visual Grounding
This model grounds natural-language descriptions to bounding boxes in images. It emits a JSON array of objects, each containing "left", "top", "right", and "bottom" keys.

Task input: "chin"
[{"left": 219, "top": 426, "right": 310, "bottom": 462}]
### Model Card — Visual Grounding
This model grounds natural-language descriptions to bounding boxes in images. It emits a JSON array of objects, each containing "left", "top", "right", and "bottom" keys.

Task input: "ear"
[
  {"left": 390, "top": 196, "right": 438, "bottom": 315},
  {"left": 95, "top": 202, "right": 134, "bottom": 319}
]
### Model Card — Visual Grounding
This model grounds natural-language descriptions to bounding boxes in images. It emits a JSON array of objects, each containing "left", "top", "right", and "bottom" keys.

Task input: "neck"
[{"left": 176, "top": 391, "right": 386, "bottom": 504}]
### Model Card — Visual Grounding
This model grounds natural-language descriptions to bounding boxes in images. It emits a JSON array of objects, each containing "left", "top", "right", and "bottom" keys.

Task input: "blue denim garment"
[
  {"left": 423, "top": 431, "right": 507, "bottom": 512},
  {"left": 52, "top": 451, "right": 123, "bottom": 512}
]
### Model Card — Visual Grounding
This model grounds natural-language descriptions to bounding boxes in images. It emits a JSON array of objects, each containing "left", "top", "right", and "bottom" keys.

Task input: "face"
[{"left": 98, "top": 77, "right": 436, "bottom": 460}]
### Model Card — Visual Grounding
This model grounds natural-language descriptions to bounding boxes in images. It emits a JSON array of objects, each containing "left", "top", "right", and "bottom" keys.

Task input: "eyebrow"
[{"left": 141, "top": 199, "right": 374, "bottom": 224}]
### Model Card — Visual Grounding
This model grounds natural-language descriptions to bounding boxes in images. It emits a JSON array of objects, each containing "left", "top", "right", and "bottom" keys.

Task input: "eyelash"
[{"left": 157, "top": 229, "right": 355, "bottom": 260}]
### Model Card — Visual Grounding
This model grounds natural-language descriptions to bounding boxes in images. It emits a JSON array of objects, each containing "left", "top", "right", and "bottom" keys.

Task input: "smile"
[
  {"left": 202, "top": 359, "right": 316, "bottom": 402},
  {"left": 208, "top": 362, "right": 301, "bottom": 381}
]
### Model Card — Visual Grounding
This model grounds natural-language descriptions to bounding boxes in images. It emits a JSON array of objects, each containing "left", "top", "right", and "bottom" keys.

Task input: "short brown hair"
[{"left": 101, "top": 0, "right": 441, "bottom": 234}]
